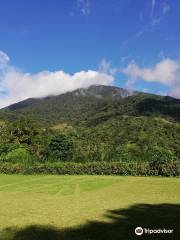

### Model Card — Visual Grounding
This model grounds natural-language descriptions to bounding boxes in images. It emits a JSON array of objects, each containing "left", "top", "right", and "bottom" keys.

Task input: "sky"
[{"left": 0, "top": 0, "right": 180, "bottom": 108}]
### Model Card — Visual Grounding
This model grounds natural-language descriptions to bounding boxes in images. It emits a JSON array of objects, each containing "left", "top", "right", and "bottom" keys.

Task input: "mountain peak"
[{"left": 72, "top": 85, "right": 135, "bottom": 99}]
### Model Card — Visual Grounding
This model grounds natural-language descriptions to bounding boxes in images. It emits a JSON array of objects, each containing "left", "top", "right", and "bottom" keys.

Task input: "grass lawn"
[{"left": 0, "top": 174, "right": 179, "bottom": 240}]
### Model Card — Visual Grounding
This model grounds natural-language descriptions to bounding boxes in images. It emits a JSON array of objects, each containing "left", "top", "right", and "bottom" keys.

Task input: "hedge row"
[{"left": 0, "top": 161, "right": 179, "bottom": 176}]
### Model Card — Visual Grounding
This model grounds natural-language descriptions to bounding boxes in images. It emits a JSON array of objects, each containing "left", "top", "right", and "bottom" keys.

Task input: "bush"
[
  {"left": 0, "top": 145, "right": 36, "bottom": 164},
  {"left": 0, "top": 161, "right": 179, "bottom": 176},
  {"left": 149, "top": 148, "right": 178, "bottom": 175}
]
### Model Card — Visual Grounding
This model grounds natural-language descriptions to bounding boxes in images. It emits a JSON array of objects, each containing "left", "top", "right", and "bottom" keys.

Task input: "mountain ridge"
[
  {"left": 0, "top": 85, "right": 179, "bottom": 126},
  {"left": 2, "top": 84, "right": 178, "bottom": 112},
  {"left": 1, "top": 85, "right": 137, "bottom": 111}
]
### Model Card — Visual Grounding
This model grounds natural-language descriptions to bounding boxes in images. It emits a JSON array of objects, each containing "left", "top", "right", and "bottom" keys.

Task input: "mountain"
[
  {"left": 0, "top": 85, "right": 179, "bottom": 126},
  {"left": 0, "top": 85, "right": 180, "bottom": 163}
]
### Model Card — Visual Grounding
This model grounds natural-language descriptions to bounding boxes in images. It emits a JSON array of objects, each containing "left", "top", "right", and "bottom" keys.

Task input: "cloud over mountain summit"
[{"left": 0, "top": 51, "right": 114, "bottom": 109}]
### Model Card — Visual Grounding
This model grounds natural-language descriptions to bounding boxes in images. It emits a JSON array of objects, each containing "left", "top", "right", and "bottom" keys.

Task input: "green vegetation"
[
  {"left": 0, "top": 85, "right": 180, "bottom": 175},
  {"left": 0, "top": 116, "right": 179, "bottom": 175},
  {"left": 0, "top": 161, "right": 179, "bottom": 176},
  {"left": 0, "top": 175, "right": 179, "bottom": 240},
  {"left": 47, "top": 134, "right": 73, "bottom": 161}
]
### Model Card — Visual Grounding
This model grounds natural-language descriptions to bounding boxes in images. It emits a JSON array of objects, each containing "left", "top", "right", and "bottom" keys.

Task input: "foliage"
[
  {"left": 46, "top": 134, "right": 73, "bottom": 161},
  {"left": 0, "top": 161, "right": 179, "bottom": 176},
  {"left": 4, "top": 146, "right": 35, "bottom": 164},
  {"left": 0, "top": 86, "right": 179, "bottom": 175}
]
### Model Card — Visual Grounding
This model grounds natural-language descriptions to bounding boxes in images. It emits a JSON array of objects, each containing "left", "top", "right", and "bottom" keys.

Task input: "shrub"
[
  {"left": 1, "top": 146, "right": 36, "bottom": 164},
  {"left": 0, "top": 161, "right": 179, "bottom": 176}
]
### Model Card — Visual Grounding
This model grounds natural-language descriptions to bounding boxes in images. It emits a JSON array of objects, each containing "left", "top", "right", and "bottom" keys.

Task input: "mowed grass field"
[{"left": 0, "top": 175, "right": 180, "bottom": 240}]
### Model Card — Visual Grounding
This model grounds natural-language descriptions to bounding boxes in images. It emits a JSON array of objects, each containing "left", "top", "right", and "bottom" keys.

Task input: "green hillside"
[
  {"left": 0, "top": 85, "right": 180, "bottom": 126},
  {"left": 0, "top": 85, "right": 180, "bottom": 169}
]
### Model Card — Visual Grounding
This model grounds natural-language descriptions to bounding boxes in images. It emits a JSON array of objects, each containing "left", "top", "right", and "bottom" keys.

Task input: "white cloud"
[
  {"left": 77, "top": 0, "right": 91, "bottom": 16},
  {"left": 122, "top": 59, "right": 180, "bottom": 98},
  {"left": 0, "top": 51, "right": 10, "bottom": 69},
  {"left": 0, "top": 51, "right": 114, "bottom": 109},
  {"left": 98, "top": 58, "right": 118, "bottom": 75},
  {"left": 99, "top": 59, "right": 111, "bottom": 73},
  {"left": 123, "top": 59, "right": 179, "bottom": 85}
]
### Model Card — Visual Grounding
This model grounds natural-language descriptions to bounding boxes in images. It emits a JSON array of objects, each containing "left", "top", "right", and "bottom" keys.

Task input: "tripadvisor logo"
[
  {"left": 135, "top": 226, "right": 174, "bottom": 236},
  {"left": 135, "top": 227, "right": 143, "bottom": 235}
]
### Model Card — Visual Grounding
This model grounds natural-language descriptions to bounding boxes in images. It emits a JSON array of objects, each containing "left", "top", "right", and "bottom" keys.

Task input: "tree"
[{"left": 47, "top": 134, "right": 73, "bottom": 161}]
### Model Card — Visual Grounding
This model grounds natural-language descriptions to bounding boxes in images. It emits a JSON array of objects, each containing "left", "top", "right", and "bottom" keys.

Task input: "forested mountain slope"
[
  {"left": 0, "top": 85, "right": 179, "bottom": 126},
  {"left": 0, "top": 85, "right": 179, "bottom": 164}
]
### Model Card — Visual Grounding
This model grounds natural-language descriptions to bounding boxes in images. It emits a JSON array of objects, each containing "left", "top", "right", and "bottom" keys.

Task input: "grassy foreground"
[{"left": 0, "top": 175, "right": 179, "bottom": 240}]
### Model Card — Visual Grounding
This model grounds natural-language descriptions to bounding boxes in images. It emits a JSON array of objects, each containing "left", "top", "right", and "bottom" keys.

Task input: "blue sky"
[{"left": 0, "top": 0, "right": 180, "bottom": 107}]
